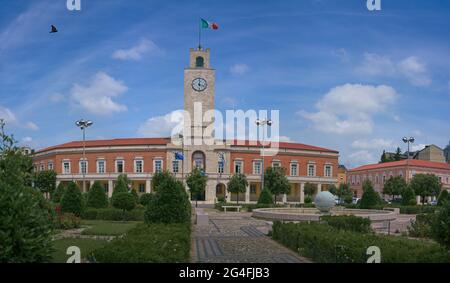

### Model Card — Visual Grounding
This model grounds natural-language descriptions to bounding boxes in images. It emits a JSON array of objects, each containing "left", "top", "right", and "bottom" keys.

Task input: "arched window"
[
  {"left": 196, "top": 56, "right": 204, "bottom": 68},
  {"left": 192, "top": 151, "right": 206, "bottom": 171}
]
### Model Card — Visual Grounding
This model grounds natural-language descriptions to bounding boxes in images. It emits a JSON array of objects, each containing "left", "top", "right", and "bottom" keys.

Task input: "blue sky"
[{"left": 0, "top": 0, "right": 449, "bottom": 168}]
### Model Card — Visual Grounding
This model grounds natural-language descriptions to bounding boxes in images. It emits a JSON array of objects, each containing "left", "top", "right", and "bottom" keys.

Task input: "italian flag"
[{"left": 201, "top": 18, "right": 219, "bottom": 30}]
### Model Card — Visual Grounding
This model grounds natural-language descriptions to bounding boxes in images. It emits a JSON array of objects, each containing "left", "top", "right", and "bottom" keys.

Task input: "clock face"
[{"left": 192, "top": 78, "right": 207, "bottom": 92}]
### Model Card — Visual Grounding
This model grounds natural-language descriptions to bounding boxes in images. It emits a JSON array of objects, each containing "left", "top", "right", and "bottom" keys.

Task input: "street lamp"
[
  {"left": 402, "top": 137, "right": 415, "bottom": 160},
  {"left": 76, "top": 119, "right": 93, "bottom": 193},
  {"left": 256, "top": 119, "right": 273, "bottom": 192}
]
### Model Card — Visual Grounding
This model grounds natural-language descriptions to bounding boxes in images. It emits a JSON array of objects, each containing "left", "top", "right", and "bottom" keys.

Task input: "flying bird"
[{"left": 50, "top": 25, "right": 58, "bottom": 33}]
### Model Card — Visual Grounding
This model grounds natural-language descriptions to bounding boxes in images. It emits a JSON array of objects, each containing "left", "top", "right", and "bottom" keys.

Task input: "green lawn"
[
  {"left": 81, "top": 220, "right": 140, "bottom": 236},
  {"left": 51, "top": 238, "right": 108, "bottom": 263}
]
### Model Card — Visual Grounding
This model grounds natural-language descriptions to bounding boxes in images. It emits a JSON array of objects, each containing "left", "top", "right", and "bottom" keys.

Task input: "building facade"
[
  {"left": 32, "top": 47, "right": 339, "bottom": 204},
  {"left": 348, "top": 159, "right": 450, "bottom": 199}
]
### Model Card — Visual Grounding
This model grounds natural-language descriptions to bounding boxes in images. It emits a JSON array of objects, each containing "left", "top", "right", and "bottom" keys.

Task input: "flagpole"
[{"left": 198, "top": 18, "right": 202, "bottom": 50}]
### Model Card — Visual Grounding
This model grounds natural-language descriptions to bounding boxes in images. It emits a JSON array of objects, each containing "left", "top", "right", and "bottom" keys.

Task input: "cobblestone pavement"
[{"left": 192, "top": 209, "right": 309, "bottom": 263}]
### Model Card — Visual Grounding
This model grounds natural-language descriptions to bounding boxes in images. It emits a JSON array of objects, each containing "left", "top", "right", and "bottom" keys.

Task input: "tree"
[
  {"left": 380, "top": 150, "right": 388, "bottom": 163},
  {"left": 431, "top": 202, "right": 450, "bottom": 249},
  {"left": 401, "top": 185, "right": 416, "bottom": 206},
  {"left": 34, "top": 170, "right": 57, "bottom": 199},
  {"left": 186, "top": 167, "right": 208, "bottom": 207},
  {"left": 151, "top": 171, "right": 174, "bottom": 192},
  {"left": 140, "top": 193, "right": 154, "bottom": 206},
  {"left": 61, "top": 181, "right": 83, "bottom": 216},
  {"left": 437, "top": 190, "right": 450, "bottom": 206},
  {"left": 264, "top": 167, "right": 291, "bottom": 204},
  {"left": 112, "top": 192, "right": 136, "bottom": 220},
  {"left": 337, "top": 183, "right": 352, "bottom": 203},
  {"left": 0, "top": 121, "right": 53, "bottom": 262},
  {"left": 227, "top": 173, "right": 248, "bottom": 205},
  {"left": 145, "top": 173, "right": 191, "bottom": 224},
  {"left": 394, "top": 147, "right": 402, "bottom": 161},
  {"left": 328, "top": 184, "right": 338, "bottom": 195},
  {"left": 383, "top": 176, "right": 407, "bottom": 200},
  {"left": 360, "top": 180, "right": 381, "bottom": 209},
  {"left": 87, "top": 181, "right": 108, "bottom": 208},
  {"left": 409, "top": 174, "right": 442, "bottom": 204},
  {"left": 112, "top": 174, "right": 129, "bottom": 197},
  {"left": 257, "top": 188, "right": 273, "bottom": 205},
  {"left": 52, "top": 182, "right": 66, "bottom": 203},
  {"left": 304, "top": 183, "right": 317, "bottom": 197},
  {"left": 130, "top": 188, "right": 139, "bottom": 204}
]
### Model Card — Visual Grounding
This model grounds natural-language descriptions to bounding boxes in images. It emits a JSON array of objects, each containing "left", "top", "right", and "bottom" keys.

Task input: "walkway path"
[{"left": 191, "top": 209, "right": 309, "bottom": 263}]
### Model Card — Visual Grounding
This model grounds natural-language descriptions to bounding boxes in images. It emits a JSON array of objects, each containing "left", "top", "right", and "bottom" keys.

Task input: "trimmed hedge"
[
  {"left": 92, "top": 223, "right": 191, "bottom": 263},
  {"left": 272, "top": 221, "right": 450, "bottom": 263},
  {"left": 81, "top": 208, "right": 145, "bottom": 221},
  {"left": 214, "top": 202, "right": 286, "bottom": 212},
  {"left": 320, "top": 215, "right": 372, "bottom": 234}
]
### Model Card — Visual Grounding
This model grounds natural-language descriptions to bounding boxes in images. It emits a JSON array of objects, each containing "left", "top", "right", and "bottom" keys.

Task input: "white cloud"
[
  {"left": 71, "top": 72, "right": 128, "bottom": 115},
  {"left": 25, "top": 122, "right": 39, "bottom": 131},
  {"left": 411, "top": 144, "right": 426, "bottom": 152},
  {"left": 348, "top": 150, "right": 376, "bottom": 165},
  {"left": 398, "top": 56, "right": 431, "bottom": 86},
  {"left": 0, "top": 106, "right": 17, "bottom": 124},
  {"left": 356, "top": 53, "right": 431, "bottom": 86},
  {"left": 112, "top": 39, "right": 159, "bottom": 61},
  {"left": 21, "top": 136, "right": 33, "bottom": 143},
  {"left": 299, "top": 84, "right": 398, "bottom": 135},
  {"left": 138, "top": 110, "right": 184, "bottom": 137},
  {"left": 49, "top": 93, "right": 65, "bottom": 103},
  {"left": 230, "top": 64, "right": 250, "bottom": 75},
  {"left": 352, "top": 138, "right": 394, "bottom": 150}
]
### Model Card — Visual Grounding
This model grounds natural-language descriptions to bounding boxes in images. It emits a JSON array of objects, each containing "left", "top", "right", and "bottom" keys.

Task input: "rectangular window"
[
  {"left": 250, "top": 184, "right": 257, "bottom": 194},
  {"left": 235, "top": 161, "right": 243, "bottom": 174},
  {"left": 173, "top": 160, "right": 179, "bottom": 173},
  {"left": 291, "top": 163, "right": 298, "bottom": 176},
  {"left": 40, "top": 164, "right": 45, "bottom": 171},
  {"left": 154, "top": 160, "right": 162, "bottom": 173},
  {"left": 97, "top": 160, "right": 105, "bottom": 174},
  {"left": 308, "top": 164, "right": 315, "bottom": 177},
  {"left": 139, "top": 184, "right": 145, "bottom": 193},
  {"left": 116, "top": 160, "right": 124, "bottom": 173},
  {"left": 272, "top": 162, "right": 281, "bottom": 168},
  {"left": 79, "top": 161, "right": 87, "bottom": 174},
  {"left": 218, "top": 161, "right": 224, "bottom": 174},
  {"left": 325, "top": 165, "right": 332, "bottom": 177},
  {"left": 135, "top": 160, "right": 143, "bottom": 173},
  {"left": 63, "top": 162, "right": 70, "bottom": 174},
  {"left": 253, "top": 161, "right": 262, "bottom": 175},
  {"left": 48, "top": 162, "right": 54, "bottom": 171}
]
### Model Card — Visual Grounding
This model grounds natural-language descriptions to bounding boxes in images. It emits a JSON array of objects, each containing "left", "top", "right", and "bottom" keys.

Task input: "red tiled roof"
[
  {"left": 349, "top": 159, "right": 450, "bottom": 172},
  {"left": 228, "top": 140, "right": 339, "bottom": 153},
  {"left": 36, "top": 137, "right": 338, "bottom": 154},
  {"left": 37, "top": 138, "right": 170, "bottom": 153}
]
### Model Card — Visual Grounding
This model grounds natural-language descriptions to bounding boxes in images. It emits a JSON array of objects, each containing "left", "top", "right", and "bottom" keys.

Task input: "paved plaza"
[{"left": 191, "top": 209, "right": 310, "bottom": 263}]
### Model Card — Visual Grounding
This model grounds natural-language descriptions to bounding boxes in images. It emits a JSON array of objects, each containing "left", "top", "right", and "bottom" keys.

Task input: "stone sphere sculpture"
[{"left": 314, "top": 191, "right": 336, "bottom": 213}]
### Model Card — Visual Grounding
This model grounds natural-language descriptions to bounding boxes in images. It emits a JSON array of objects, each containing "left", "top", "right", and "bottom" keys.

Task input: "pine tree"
[
  {"left": 257, "top": 188, "right": 273, "bottom": 205},
  {"left": 360, "top": 180, "right": 381, "bottom": 209},
  {"left": 61, "top": 181, "right": 83, "bottom": 216},
  {"left": 87, "top": 181, "right": 108, "bottom": 208},
  {"left": 52, "top": 182, "right": 66, "bottom": 203}
]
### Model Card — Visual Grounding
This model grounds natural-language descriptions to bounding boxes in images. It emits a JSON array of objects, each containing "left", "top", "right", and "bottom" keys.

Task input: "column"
[
  {"left": 56, "top": 180, "right": 61, "bottom": 187},
  {"left": 416, "top": 195, "right": 421, "bottom": 205},
  {"left": 108, "top": 180, "right": 113, "bottom": 198},
  {"left": 282, "top": 194, "right": 287, "bottom": 203},
  {"left": 317, "top": 183, "right": 322, "bottom": 193},
  {"left": 245, "top": 184, "right": 250, "bottom": 203},
  {"left": 89, "top": 180, "right": 94, "bottom": 190},
  {"left": 300, "top": 183, "right": 305, "bottom": 204},
  {"left": 145, "top": 179, "right": 151, "bottom": 194},
  {"left": 226, "top": 188, "right": 231, "bottom": 203}
]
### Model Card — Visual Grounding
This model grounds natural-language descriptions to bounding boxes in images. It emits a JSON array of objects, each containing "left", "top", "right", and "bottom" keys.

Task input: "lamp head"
[
  {"left": 409, "top": 137, "right": 415, "bottom": 143},
  {"left": 267, "top": 120, "right": 273, "bottom": 126},
  {"left": 402, "top": 137, "right": 408, "bottom": 143},
  {"left": 255, "top": 119, "right": 261, "bottom": 126}
]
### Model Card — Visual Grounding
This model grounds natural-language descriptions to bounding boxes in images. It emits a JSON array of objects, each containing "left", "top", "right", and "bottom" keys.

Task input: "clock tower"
[{"left": 184, "top": 47, "right": 215, "bottom": 143}]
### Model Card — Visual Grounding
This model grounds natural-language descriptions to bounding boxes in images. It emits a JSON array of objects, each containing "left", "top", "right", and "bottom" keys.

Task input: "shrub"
[
  {"left": 408, "top": 213, "right": 435, "bottom": 238},
  {"left": 401, "top": 186, "right": 416, "bottom": 206},
  {"left": 61, "top": 181, "right": 83, "bottom": 216},
  {"left": 304, "top": 183, "right": 317, "bottom": 197},
  {"left": 151, "top": 171, "right": 174, "bottom": 192},
  {"left": 87, "top": 181, "right": 108, "bottom": 208},
  {"left": 112, "top": 175, "right": 129, "bottom": 197},
  {"left": 438, "top": 190, "right": 450, "bottom": 206},
  {"left": 320, "top": 215, "right": 372, "bottom": 234},
  {"left": 344, "top": 194, "right": 353, "bottom": 204},
  {"left": 112, "top": 192, "right": 136, "bottom": 220},
  {"left": 130, "top": 188, "right": 139, "bottom": 204},
  {"left": 145, "top": 175, "right": 191, "bottom": 224},
  {"left": 139, "top": 193, "right": 154, "bottom": 206},
  {"left": 56, "top": 213, "right": 81, "bottom": 230},
  {"left": 431, "top": 202, "right": 450, "bottom": 249},
  {"left": 272, "top": 221, "right": 450, "bottom": 263},
  {"left": 360, "top": 180, "right": 381, "bottom": 209},
  {"left": 92, "top": 223, "right": 191, "bottom": 263},
  {"left": 81, "top": 208, "right": 145, "bottom": 221},
  {"left": 304, "top": 196, "right": 312, "bottom": 204},
  {"left": 52, "top": 182, "right": 66, "bottom": 203},
  {"left": 257, "top": 188, "right": 273, "bottom": 205}
]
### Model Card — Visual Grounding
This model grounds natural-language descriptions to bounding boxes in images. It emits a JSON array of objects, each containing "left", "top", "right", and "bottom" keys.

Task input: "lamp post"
[
  {"left": 76, "top": 119, "right": 93, "bottom": 193},
  {"left": 256, "top": 119, "right": 272, "bottom": 192},
  {"left": 403, "top": 137, "right": 415, "bottom": 184}
]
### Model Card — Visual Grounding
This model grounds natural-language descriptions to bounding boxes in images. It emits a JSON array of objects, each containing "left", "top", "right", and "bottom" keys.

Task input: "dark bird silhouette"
[{"left": 50, "top": 25, "right": 58, "bottom": 33}]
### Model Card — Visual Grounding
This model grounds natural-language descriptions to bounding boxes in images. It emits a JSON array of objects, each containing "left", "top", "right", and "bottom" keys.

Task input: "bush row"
[
  {"left": 272, "top": 221, "right": 450, "bottom": 263},
  {"left": 214, "top": 202, "right": 286, "bottom": 212},
  {"left": 91, "top": 223, "right": 191, "bottom": 263},
  {"left": 81, "top": 207, "right": 145, "bottom": 221},
  {"left": 341, "top": 203, "right": 437, "bottom": 215},
  {"left": 320, "top": 215, "right": 372, "bottom": 234}
]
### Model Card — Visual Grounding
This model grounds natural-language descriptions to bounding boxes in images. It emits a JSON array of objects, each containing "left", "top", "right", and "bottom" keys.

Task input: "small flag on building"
[
  {"left": 175, "top": 152, "right": 184, "bottom": 161},
  {"left": 218, "top": 152, "right": 225, "bottom": 165},
  {"left": 201, "top": 18, "right": 219, "bottom": 30}
]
